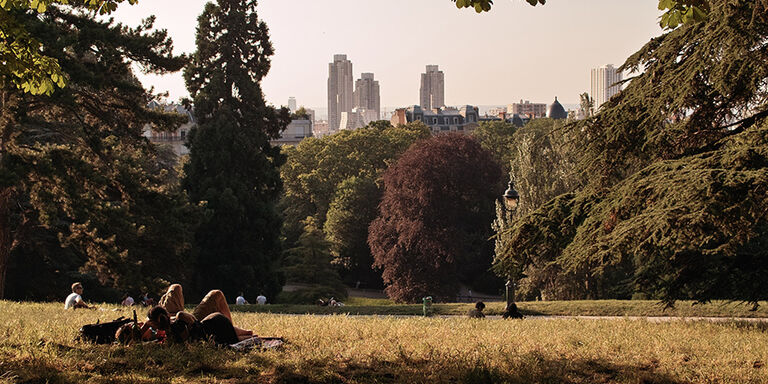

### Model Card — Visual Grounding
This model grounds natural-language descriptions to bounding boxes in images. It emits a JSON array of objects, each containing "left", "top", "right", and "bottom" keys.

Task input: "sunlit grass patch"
[{"left": 1, "top": 301, "right": 767, "bottom": 383}]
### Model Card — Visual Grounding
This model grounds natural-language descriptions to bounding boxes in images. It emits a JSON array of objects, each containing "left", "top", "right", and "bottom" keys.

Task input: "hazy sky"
[{"left": 112, "top": 0, "right": 664, "bottom": 109}]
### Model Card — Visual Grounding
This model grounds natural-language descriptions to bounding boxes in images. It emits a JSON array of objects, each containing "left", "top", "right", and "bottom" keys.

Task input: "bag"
[{"left": 79, "top": 317, "right": 132, "bottom": 344}]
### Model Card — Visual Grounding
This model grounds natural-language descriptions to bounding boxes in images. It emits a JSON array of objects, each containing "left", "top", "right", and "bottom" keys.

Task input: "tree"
[
  {"left": 471, "top": 120, "right": 517, "bottom": 175},
  {"left": 324, "top": 176, "right": 382, "bottom": 288},
  {"left": 0, "top": 6, "right": 194, "bottom": 298},
  {"left": 494, "top": 0, "right": 768, "bottom": 306},
  {"left": 0, "top": 0, "right": 138, "bottom": 95},
  {"left": 578, "top": 92, "right": 594, "bottom": 119},
  {"left": 183, "top": 0, "right": 289, "bottom": 300},
  {"left": 451, "top": 0, "right": 715, "bottom": 29},
  {"left": 280, "top": 121, "right": 430, "bottom": 287},
  {"left": 281, "top": 217, "right": 346, "bottom": 303},
  {"left": 369, "top": 134, "right": 502, "bottom": 302}
]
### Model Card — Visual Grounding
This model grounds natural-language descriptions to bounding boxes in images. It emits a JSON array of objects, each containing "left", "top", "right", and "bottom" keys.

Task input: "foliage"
[
  {"left": 324, "top": 176, "right": 382, "bottom": 288},
  {"left": 470, "top": 120, "right": 517, "bottom": 175},
  {"left": 369, "top": 134, "right": 502, "bottom": 303},
  {"left": 494, "top": 0, "right": 768, "bottom": 306},
  {"left": 281, "top": 217, "right": 346, "bottom": 303},
  {"left": 0, "top": 0, "right": 138, "bottom": 95},
  {"left": 280, "top": 121, "right": 429, "bottom": 288},
  {"left": 183, "top": 0, "right": 289, "bottom": 300},
  {"left": 0, "top": 7, "right": 194, "bottom": 299},
  {"left": 451, "top": 0, "right": 716, "bottom": 29},
  {"left": 290, "top": 106, "right": 310, "bottom": 120}
]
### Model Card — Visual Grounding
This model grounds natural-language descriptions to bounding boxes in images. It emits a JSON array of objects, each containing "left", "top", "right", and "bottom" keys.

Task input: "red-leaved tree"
[{"left": 368, "top": 134, "right": 502, "bottom": 302}]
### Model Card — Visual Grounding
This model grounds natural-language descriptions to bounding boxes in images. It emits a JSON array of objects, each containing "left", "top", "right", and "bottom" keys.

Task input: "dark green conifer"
[{"left": 183, "top": 0, "right": 289, "bottom": 299}]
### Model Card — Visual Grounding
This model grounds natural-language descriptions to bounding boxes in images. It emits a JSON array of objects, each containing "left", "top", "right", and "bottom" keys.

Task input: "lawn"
[
  {"left": 1, "top": 301, "right": 767, "bottom": 383},
  {"left": 240, "top": 298, "right": 768, "bottom": 318}
]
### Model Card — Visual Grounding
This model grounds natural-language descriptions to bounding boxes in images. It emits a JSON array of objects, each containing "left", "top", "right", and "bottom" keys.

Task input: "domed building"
[{"left": 547, "top": 97, "right": 568, "bottom": 120}]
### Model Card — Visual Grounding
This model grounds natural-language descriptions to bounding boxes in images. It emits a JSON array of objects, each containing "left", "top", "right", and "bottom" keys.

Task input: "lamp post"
[{"left": 502, "top": 179, "right": 519, "bottom": 308}]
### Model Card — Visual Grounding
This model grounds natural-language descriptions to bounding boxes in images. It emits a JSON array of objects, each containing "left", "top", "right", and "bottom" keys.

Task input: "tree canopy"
[
  {"left": 493, "top": 0, "right": 768, "bottom": 306},
  {"left": 0, "top": 0, "right": 139, "bottom": 95},
  {"left": 369, "top": 134, "right": 502, "bottom": 302},
  {"left": 0, "top": 5, "right": 194, "bottom": 298},
  {"left": 280, "top": 121, "right": 430, "bottom": 288},
  {"left": 452, "top": 0, "right": 717, "bottom": 29},
  {"left": 182, "top": 0, "right": 288, "bottom": 300}
]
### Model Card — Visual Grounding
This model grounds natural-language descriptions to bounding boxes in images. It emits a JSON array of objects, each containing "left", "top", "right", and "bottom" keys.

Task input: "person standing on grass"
[
  {"left": 64, "top": 282, "right": 94, "bottom": 309},
  {"left": 236, "top": 292, "right": 248, "bottom": 305},
  {"left": 467, "top": 301, "right": 486, "bottom": 318}
]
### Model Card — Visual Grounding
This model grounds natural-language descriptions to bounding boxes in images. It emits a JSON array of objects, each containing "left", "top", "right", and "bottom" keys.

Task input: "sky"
[{"left": 111, "top": 0, "right": 664, "bottom": 112}]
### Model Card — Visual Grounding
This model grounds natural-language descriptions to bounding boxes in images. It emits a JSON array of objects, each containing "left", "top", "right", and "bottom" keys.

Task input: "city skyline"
[{"left": 111, "top": 1, "right": 664, "bottom": 108}]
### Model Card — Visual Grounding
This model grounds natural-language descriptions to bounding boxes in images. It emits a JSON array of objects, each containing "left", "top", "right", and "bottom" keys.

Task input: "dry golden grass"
[{"left": 1, "top": 301, "right": 767, "bottom": 383}]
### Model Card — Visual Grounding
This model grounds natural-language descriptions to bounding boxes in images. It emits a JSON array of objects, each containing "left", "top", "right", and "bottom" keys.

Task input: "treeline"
[
  {"left": 1, "top": 0, "right": 288, "bottom": 303},
  {"left": 493, "top": 0, "right": 768, "bottom": 306}
]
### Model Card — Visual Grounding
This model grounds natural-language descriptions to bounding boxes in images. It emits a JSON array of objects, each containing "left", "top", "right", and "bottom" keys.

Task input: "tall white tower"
[
  {"left": 328, "top": 54, "right": 354, "bottom": 132},
  {"left": 591, "top": 64, "right": 623, "bottom": 109}
]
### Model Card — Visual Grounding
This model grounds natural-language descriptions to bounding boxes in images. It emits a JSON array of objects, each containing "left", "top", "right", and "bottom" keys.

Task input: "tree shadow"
[{"left": 5, "top": 342, "right": 690, "bottom": 384}]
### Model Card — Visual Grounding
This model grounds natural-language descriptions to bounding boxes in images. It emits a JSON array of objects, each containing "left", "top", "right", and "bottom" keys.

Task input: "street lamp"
[
  {"left": 501, "top": 179, "right": 520, "bottom": 308},
  {"left": 503, "top": 180, "right": 520, "bottom": 210}
]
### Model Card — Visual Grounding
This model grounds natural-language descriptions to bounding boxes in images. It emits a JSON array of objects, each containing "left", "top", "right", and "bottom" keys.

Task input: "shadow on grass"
[{"left": 3, "top": 343, "right": 686, "bottom": 384}]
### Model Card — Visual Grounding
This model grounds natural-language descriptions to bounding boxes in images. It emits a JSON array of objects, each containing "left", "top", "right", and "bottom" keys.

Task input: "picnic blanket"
[{"left": 230, "top": 336, "right": 284, "bottom": 351}]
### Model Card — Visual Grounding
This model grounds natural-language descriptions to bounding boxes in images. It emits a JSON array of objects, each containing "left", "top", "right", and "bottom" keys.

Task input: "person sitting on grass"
[
  {"left": 64, "top": 282, "right": 94, "bottom": 310},
  {"left": 157, "top": 284, "right": 254, "bottom": 341},
  {"left": 235, "top": 292, "right": 248, "bottom": 305},
  {"left": 467, "top": 301, "right": 486, "bottom": 318},
  {"left": 502, "top": 302, "right": 524, "bottom": 319}
]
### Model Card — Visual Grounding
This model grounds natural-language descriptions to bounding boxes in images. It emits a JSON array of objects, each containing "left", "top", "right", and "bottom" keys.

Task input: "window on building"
[{"left": 453, "top": 117, "right": 458, "bottom": 124}]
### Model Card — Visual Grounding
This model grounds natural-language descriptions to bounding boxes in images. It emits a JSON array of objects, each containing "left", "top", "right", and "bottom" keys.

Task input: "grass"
[
  {"left": 236, "top": 299, "right": 768, "bottom": 318},
  {"left": 1, "top": 301, "right": 768, "bottom": 383}
]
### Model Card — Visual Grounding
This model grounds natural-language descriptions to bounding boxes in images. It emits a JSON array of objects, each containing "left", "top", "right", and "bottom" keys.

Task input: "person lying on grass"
[
  {"left": 115, "top": 306, "right": 170, "bottom": 344},
  {"left": 157, "top": 284, "right": 254, "bottom": 341}
]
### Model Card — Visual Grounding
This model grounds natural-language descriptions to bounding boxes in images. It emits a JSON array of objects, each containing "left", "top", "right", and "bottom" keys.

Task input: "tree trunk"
[{"left": 0, "top": 188, "right": 11, "bottom": 299}]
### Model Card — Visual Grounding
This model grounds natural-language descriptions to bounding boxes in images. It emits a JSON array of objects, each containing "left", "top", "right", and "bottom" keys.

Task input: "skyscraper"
[
  {"left": 287, "top": 97, "right": 297, "bottom": 113},
  {"left": 420, "top": 65, "right": 445, "bottom": 110},
  {"left": 354, "top": 73, "right": 380, "bottom": 120},
  {"left": 591, "top": 64, "right": 623, "bottom": 109},
  {"left": 328, "top": 54, "right": 354, "bottom": 132}
]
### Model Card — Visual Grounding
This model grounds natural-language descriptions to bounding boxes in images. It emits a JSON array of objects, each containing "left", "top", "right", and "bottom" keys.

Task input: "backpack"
[{"left": 79, "top": 317, "right": 133, "bottom": 344}]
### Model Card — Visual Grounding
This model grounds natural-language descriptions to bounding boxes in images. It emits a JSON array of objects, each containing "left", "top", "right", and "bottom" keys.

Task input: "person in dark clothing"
[
  {"left": 502, "top": 302, "right": 524, "bottom": 319},
  {"left": 467, "top": 301, "right": 486, "bottom": 318},
  {"left": 169, "top": 311, "right": 240, "bottom": 346}
]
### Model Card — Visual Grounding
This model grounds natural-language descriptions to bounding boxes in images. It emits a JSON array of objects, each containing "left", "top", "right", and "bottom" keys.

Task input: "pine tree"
[
  {"left": 0, "top": 7, "right": 193, "bottom": 298},
  {"left": 183, "top": 0, "right": 289, "bottom": 299}
]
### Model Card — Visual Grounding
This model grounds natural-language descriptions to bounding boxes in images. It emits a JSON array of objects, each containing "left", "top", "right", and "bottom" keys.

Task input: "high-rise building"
[
  {"left": 354, "top": 73, "right": 380, "bottom": 120},
  {"left": 288, "top": 97, "right": 297, "bottom": 113},
  {"left": 591, "top": 64, "right": 623, "bottom": 109},
  {"left": 328, "top": 54, "right": 354, "bottom": 132},
  {"left": 419, "top": 65, "right": 445, "bottom": 110}
]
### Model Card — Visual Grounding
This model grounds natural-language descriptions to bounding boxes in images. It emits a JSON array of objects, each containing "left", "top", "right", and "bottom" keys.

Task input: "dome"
[{"left": 548, "top": 97, "right": 567, "bottom": 120}]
